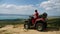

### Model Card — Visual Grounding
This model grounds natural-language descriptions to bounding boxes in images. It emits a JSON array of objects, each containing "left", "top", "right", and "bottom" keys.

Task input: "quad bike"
[{"left": 24, "top": 13, "right": 47, "bottom": 31}]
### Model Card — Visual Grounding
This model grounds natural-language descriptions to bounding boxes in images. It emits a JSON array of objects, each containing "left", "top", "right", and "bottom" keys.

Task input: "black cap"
[{"left": 35, "top": 10, "right": 37, "bottom": 12}]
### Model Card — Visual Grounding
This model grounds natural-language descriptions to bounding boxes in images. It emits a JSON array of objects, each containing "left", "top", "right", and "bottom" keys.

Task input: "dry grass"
[{"left": 0, "top": 24, "right": 60, "bottom": 34}]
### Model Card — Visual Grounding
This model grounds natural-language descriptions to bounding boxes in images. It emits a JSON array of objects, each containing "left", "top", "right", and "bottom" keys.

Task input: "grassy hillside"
[
  {"left": 0, "top": 18, "right": 60, "bottom": 28},
  {"left": 47, "top": 18, "right": 60, "bottom": 27}
]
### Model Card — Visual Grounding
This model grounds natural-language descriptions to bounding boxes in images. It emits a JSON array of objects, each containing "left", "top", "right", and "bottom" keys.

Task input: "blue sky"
[
  {"left": 0, "top": 0, "right": 46, "bottom": 5},
  {"left": 0, "top": 0, "right": 60, "bottom": 16}
]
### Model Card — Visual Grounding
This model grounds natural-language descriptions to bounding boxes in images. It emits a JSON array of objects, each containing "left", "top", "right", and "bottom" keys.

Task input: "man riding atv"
[{"left": 24, "top": 10, "right": 48, "bottom": 31}]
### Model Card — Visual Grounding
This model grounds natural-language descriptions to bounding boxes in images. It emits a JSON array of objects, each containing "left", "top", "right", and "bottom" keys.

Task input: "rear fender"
[
  {"left": 35, "top": 20, "right": 43, "bottom": 27},
  {"left": 35, "top": 20, "right": 43, "bottom": 24},
  {"left": 35, "top": 18, "right": 45, "bottom": 23}
]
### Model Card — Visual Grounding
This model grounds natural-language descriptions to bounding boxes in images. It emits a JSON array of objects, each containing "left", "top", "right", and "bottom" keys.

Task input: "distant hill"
[
  {"left": 0, "top": 14, "right": 30, "bottom": 20},
  {"left": 0, "top": 14, "right": 30, "bottom": 16},
  {"left": 0, "top": 14, "right": 60, "bottom": 20}
]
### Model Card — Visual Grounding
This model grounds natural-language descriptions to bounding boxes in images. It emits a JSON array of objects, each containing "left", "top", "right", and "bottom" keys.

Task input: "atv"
[{"left": 24, "top": 12, "right": 48, "bottom": 31}]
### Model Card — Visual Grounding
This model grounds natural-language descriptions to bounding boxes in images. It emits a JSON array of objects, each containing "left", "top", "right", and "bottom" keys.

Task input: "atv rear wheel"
[{"left": 36, "top": 23, "right": 43, "bottom": 31}]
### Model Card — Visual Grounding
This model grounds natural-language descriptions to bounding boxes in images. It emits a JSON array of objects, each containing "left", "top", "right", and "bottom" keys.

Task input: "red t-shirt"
[{"left": 34, "top": 12, "right": 39, "bottom": 19}]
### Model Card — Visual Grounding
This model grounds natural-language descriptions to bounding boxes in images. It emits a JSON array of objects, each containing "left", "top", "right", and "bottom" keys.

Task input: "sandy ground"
[{"left": 0, "top": 25, "right": 60, "bottom": 34}]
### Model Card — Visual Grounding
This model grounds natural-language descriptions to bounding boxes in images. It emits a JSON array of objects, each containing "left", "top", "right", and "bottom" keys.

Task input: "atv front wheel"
[{"left": 24, "top": 23, "right": 30, "bottom": 29}]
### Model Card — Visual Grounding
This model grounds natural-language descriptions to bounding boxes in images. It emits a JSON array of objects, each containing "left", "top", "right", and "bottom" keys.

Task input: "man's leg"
[{"left": 32, "top": 19, "right": 35, "bottom": 25}]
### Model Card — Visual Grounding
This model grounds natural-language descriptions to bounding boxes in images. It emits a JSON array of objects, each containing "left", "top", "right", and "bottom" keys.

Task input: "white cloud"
[
  {"left": 0, "top": 4, "right": 37, "bottom": 15},
  {"left": 0, "top": 0, "right": 60, "bottom": 16},
  {"left": 40, "top": 0, "right": 60, "bottom": 16}
]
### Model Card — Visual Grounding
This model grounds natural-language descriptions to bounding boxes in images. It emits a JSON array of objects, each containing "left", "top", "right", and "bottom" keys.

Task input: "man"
[
  {"left": 33, "top": 10, "right": 39, "bottom": 19},
  {"left": 32, "top": 10, "right": 39, "bottom": 24}
]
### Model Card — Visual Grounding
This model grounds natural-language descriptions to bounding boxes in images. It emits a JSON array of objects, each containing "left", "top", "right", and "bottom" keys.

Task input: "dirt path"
[{"left": 0, "top": 25, "right": 60, "bottom": 34}]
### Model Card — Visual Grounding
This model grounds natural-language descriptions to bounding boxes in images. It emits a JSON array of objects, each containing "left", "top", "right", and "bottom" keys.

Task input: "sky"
[{"left": 0, "top": 0, "right": 60, "bottom": 16}]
